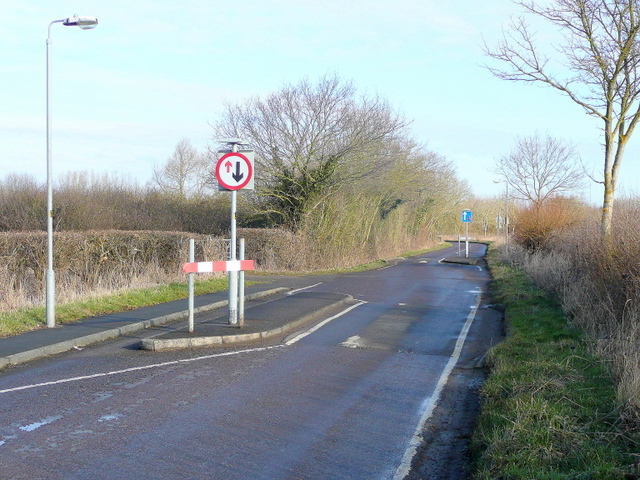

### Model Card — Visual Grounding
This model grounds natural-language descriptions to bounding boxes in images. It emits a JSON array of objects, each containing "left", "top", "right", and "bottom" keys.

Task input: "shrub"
[{"left": 512, "top": 197, "right": 587, "bottom": 252}]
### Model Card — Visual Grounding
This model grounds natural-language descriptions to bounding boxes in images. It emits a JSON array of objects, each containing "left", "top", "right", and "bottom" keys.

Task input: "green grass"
[
  {"left": 0, "top": 277, "right": 229, "bottom": 338},
  {"left": 472, "top": 246, "right": 640, "bottom": 479}
]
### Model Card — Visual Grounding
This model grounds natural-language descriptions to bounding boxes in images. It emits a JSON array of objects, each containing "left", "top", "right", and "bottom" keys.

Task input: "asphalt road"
[{"left": 0, "top": 243, "right": 496, "bottom": 480}]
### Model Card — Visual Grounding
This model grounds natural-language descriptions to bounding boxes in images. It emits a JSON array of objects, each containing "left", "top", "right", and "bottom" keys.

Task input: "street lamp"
[
  {"left": 46, "top": 15, "right": 98, "bottom": 328},
  {"left": 493, "top": 179, "right": 510, "bottom": 254}
]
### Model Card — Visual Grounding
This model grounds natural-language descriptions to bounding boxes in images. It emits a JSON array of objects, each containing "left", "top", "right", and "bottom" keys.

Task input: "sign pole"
[
  {"left": 239, "top": 238, "right": 245, "bottom": 328},
  {"left": 465, "top": 221, "right": 469, "bottom": 258},
  {"left": 188, "top": 238, "right": 195, "bottom": 332},
  {"left": 461, "top": 209, "right": 472, "bottom": 258},
  {"left": 228, "top": 144, "right": 239, "bottom": 326}
]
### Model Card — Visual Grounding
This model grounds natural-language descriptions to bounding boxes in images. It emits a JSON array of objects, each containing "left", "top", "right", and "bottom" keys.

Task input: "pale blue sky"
[{"left": 1, "top": 0, "right": 635, "bottom": 200}]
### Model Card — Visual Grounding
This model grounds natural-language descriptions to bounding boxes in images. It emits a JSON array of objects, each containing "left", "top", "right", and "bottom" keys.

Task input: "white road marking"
[
  {"left": 0, "top": 345, "right": 284, "bottom": 395},
  {"left": 286, "top": 283, "right": 323, "bottom": 295},
  {"left": 1, "top": 291, "right": 483, "bottom": 476},
  {"left": 0, "top": 302, "right": 365, "bottom": 396},
  {"left": 393, "top": 290, "right": 483, "bottom": 480},
  {"left": 284, "top": 302, "right": 366, "bottom": 345}
]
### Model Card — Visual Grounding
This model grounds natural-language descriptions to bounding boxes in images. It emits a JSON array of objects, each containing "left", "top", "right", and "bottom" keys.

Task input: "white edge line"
[
  {"left": 285, "top": 301, "right": 366, "bottom": 345},
  {"left": 0, "top": 301, "right": 366, "bottom": 396},
  {"left": 286, "top": 283, "right": 323, "bottom": 295},
  {"left": 0, "top": 345, "right": 284, "bottom": 395},
  {"left": 393, "top": 291, "right": 483, "bottom": 480}
]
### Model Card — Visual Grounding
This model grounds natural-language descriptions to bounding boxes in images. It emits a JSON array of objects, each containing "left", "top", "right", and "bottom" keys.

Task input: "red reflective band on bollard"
[{"left": 182, "top": 260, "right": 255, "bottom": 273}]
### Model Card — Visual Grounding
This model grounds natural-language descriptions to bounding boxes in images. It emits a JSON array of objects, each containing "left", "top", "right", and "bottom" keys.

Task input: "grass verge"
[
  {"left": 0, "top": 277, "right": 228, "bottom": 338},
  {"left": 0, "top": 243, "right": 452, "bottom": 338},
  {"left": 472, "top": 246, "right": 640, "bottom": 479}
]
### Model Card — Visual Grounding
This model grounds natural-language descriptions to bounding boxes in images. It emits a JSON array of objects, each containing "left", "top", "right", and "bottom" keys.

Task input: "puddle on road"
[
  {"left": 98, "top": 413, "right": 122, "bottom": 423},
  {"left": 19, "top": 415, "right": 63, "bottom": 432}
]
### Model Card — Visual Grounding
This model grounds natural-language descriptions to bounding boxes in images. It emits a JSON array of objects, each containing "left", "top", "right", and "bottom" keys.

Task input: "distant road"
[{"left": 0, "top": 243, "right": 496, "bottom": 480}]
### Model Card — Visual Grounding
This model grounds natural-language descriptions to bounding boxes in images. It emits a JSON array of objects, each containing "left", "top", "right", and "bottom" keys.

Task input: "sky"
[{"left": 2, "top": 0, "right": 637, "bottom": 202}]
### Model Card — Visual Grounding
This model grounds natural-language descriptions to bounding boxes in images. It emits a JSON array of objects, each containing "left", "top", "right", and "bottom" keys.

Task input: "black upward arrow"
[{"left": 232, "top": 161, "right": 244, "bottom": 183}]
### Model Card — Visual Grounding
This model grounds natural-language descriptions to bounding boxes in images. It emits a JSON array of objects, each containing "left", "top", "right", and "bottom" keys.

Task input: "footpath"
[{"left": 0, "top": 274, "right": 352, "bottom": 370}]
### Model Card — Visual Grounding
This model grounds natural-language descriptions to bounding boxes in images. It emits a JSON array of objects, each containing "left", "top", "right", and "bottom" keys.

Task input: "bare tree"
[
  {"left": 496, "top": 133, "right": 583, "bottom": 209},
  {"left": 212, "top": 75, "right": 409, "bottom": 229},
  {"left": 151, "top": 139, "right": 210, "bottom": 199},
  {"left": 484, "top": 0, "right": 640, "bottom": 237}
]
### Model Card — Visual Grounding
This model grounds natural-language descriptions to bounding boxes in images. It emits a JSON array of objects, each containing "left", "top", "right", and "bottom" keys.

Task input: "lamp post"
[
  {"left": 46, "top": 15, "right": 98, "bottom": 328},
  {"left": 493, "top": 179, "right": 509, "bottom": 254}
]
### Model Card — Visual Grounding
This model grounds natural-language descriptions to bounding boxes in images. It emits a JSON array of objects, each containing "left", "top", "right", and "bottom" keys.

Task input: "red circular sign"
[{"left": 215, "top": 152, "right": 253, "bottom": 190}]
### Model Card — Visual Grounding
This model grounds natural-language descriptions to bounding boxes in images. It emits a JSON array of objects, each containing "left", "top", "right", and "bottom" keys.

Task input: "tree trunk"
[
  {"left": 601, "top": 136, "right": 626, "bottom": 240},
  {"left": 601, "top": 173, "right": 614, "bottom": 239}
]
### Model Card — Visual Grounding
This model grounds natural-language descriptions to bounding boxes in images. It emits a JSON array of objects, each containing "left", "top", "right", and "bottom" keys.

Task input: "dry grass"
[
  {"left": 0, "top": 225, "right": 439, "bottom": 324},
  {"left": 474, "top": 246, "right": 636, "bottom": 479},
  {"left": 0, "top": 231, "right": 227, "bottom": 313},
  {"left": 509, "top": 205, "right": 640, "bottom": 425}
]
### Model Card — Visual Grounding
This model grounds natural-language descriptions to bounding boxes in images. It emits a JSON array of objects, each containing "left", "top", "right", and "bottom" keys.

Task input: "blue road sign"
[{"left": 462, "top": 210, "right": 472, "bottom": 223}]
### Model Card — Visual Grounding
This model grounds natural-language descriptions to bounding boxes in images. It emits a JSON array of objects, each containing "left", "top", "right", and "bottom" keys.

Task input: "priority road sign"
[
  {"left": 461, "top": 210, "right": 473, "bottom": 223},
  {"left": 215, "top": 151, "right": 254, "bottom": 190}
]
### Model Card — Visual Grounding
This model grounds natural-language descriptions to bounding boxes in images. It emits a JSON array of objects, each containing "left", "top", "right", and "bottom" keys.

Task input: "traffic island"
[
  {"left": 441, "top": 256, "right": 479, "bottom": 266},
  {"left": 140, "top": 291, "right": 353, "bottom": 351}
]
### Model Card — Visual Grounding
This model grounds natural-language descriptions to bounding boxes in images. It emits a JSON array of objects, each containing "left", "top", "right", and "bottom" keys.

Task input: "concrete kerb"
[
  {"left": 0, "top": 287, "right": 289, "bottom": 370},
  {"left": 441, "top": 257, "right": 479, "bottom": 266},
  {"left": 140, "top": 294, "right": 354, "bottom": 352}
]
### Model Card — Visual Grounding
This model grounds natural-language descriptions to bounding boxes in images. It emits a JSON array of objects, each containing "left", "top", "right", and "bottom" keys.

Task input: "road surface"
[{"left": 0, "top": 243, "right": 500, "bottom": 479}]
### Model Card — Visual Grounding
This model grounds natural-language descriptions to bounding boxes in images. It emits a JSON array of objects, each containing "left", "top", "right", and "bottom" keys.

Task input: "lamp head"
[{"left": 63, "top": 15, "right": 98, "bottom": 29}]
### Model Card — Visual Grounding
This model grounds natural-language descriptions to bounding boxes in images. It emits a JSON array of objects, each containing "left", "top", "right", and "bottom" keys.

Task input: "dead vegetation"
[
  {"left": 511, "top": 200, "right": 640, "bottom": 424},
  {"left": 0, "top": 229, "right": 286, "bottom": 312},
  {"left": 0, "top": 225, "right": 439, "bottom": 315}
]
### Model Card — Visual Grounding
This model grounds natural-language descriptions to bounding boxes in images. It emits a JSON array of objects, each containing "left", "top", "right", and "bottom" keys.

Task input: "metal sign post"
[
  {"left": 239, "top": 238, "right": 245, "bottom": 327},
  {"left": 188, "top": 238, "right": 195, "bottom": 333},
  {"left": 215, "top": 139, "right": 254, "bottom": 326},
  {"left": 230, "top": 187, "right": 238, "bottom": 325},
  {"left": 461, "top": 209, "right": 472, "bottom": 258},
  {"left": 182, "top": 258, "right": 255, "bottom": 332}
]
